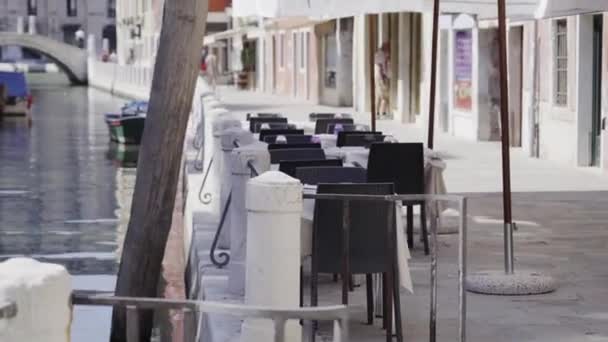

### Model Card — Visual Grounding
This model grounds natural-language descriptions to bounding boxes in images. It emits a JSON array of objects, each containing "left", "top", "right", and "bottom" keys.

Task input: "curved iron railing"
[
  {"left": 209, "top": 190, "right": 231, "bottom": 268},
  {"left": 72, "top": 291, "right": 348, "bottom": 342},
  {"left": 197, "top": 156, "right": 213, "bottom": 205}
]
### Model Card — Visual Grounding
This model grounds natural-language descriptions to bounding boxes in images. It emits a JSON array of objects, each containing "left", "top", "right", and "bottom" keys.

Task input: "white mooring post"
[
  {"left": 241, "top": 171, "right": 303, "bottom": 342},
  {"left": 16, "top": 17, "right": 24, "bottom": 34},
  {"left": 0, "top": 258, "right": 71, "bottom": 342},
  {"left": 27, "top": 15, "right": 36, "bottom": 34},
  {"left": 228, "top": 143, "right": 271, "bottom": 295}
]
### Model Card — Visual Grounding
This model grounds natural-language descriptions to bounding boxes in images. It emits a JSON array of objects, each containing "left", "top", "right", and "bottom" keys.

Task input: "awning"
[
  {"left": 203, "top": 27, "right": 255, "bottom": 46},
  {"left": 232, "top": 0, "right": 608, "bottom": 20}
]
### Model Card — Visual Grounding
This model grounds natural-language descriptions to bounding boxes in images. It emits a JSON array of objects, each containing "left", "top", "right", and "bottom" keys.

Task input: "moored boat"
[
  {"left": 0, "top": 71, "right": 32, "bottom": 119},
  {"left": 105, "top": 101, "right": 148, "bottom": 145}
]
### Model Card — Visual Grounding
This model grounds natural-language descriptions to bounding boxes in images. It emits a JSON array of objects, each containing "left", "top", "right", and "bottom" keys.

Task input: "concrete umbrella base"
[{"left": 466, "top": 270, "right": 558, "bottom": 295}]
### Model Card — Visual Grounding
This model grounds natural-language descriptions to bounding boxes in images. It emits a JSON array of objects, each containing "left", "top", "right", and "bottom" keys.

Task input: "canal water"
[{"left": 0, "top": 73, "right": 136, "bottom": 341}]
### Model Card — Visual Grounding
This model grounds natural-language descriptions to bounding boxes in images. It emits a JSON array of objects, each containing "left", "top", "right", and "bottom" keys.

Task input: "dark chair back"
[
  {"left": 309, "top": 113, "right": 352, "bottom": 121},
  {"left": 313, "top": 183, "right": 395, "bottom": 274},
  {"left": 270, "top": 148, "right": 326, "bottom": 165},
  {"left": 295, "top": 166, "right": 367, "bottom": 185},
  {"left": 314, "top": 118, "right": 354, "bottom": 134},
  {"left": 279, "top": 159, "right": 342, "bottom": 177},
  {"left": 247, "top": 113, "right": 282, "bottom": 120},
  {"left": 264, "top": 134, "right": 313, "bottom": 144},
  {"left": 337, "top": 131, "right": 384, "bottom": 147},
  {"left": 259, "top": 129, "right": 304, "bottom": 142},
  {"left": 327, "top": 123, "right": 370, "bottom": 134},
  {"left": 367, "top": 143, "right": 424, "bottom": 195},
  {"left": 268, "top": 143, "right": 321, "bottom": 150},
  {"left": 249, "top": 117, "right": 288, "bottom": 133}
]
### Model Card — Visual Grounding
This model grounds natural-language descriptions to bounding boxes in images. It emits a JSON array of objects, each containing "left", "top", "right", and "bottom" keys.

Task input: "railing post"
[
  {"left": 211, "top": 114, "right": 241, "bottom": 247},
  {"left": 16, "top": 17, "right": 24, "bottom": 34},
  {"left": 27, "top": 15, "right": 36, "bottom": 34},
  {"left": 87, "top": 34, "right": 96, "bottom": 58},
  {"left": 228, "top": 143, "right": 271, "bottom": 295},
  {"left": 241, "top": 171, "right": 303, "bottom": 342},
  {"left": 219, "top": 127, "right": 255, "bottom": 250},
  {"left": 125, "top": 305, "right": 140, "bottom": 342},
  {"left": 0, "top": 258, "right": 71, "bottom": 341}
]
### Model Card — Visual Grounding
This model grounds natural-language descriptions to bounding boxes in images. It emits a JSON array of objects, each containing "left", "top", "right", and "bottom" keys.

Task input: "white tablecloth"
[{"left": 300, "top": 187, "right": 413, "bottom": 293}]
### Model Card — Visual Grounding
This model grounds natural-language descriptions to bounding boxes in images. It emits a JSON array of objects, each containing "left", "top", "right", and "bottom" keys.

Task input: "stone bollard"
[
  {"left": 201, "top": 107, "right": 228, "bottom": 215},
  {"left": 219, "top": 127, "right": 256, "bottom": 239},
  {"left": 27, "top": 16, "right": 36, "bottom": 35},
  {"left": 241, "top": 171, "right": 303, "bottom": 342},
  {"left": 228, "top": 142, "right": 271, "bottom": 295},
  {"left": 0, "top": 258, "right": 71, "bottom": 342},
  {"left": 211, "top": 114, "right": 241, "bottom": 245},
  {"left": 16, "top": 17, "right": 24, "bottom": 34},
  {"left": 87, "top": 34, "right": 96, "bottom": 57}
]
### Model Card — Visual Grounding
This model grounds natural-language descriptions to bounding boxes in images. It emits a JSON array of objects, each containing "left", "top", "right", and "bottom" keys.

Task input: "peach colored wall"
[{"left": 262, "top": 27, "right": 320, "bottom": 104}]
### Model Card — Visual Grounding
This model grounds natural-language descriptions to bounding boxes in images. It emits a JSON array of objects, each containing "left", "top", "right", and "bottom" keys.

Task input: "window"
[
  {"left": 300, "top": 32, "right": 308, "bottom": 70},
  {"left": 67, "top": 0, "right": 77, "bottom": 17},
  {"left": 554, "top": 19, "right": 568, "bottom": 106},
  {"left": 279, "top": 34, "right": 285, "bottom": 68},
  {"left": 324, "top": 33, "right": 337, "bottom": 88},
  {"left": 27, "top": 0, "right": 37, "bottom": 16},
  {"left": 107, "top": 0, "right": 116, "bottom": 18}
]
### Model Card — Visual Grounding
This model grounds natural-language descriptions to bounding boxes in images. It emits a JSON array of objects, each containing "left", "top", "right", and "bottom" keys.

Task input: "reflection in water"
[
  {"left": 0, "top": 73, "right": 135, "bottom": 278},
  {"left": 106, "top": 142, "right": 140, "bottom": 168}
]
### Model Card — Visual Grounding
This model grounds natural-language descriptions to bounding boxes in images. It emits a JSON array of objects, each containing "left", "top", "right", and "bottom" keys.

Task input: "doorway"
[{"left": 591, "top": 15, "right": 603, "bottom": 166}]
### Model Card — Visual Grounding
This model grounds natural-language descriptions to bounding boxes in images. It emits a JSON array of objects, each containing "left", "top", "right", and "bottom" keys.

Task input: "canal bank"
[{"left": 0, "top": 73, "right": 133, "bottom": 341}]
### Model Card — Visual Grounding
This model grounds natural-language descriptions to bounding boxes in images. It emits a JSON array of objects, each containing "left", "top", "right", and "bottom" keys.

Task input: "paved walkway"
[
  {"left": 220, "top": 86, "right": 608, "bottom": 194},
  {"left": 216, "top": 86, "right": 608, "bottom": 342}
]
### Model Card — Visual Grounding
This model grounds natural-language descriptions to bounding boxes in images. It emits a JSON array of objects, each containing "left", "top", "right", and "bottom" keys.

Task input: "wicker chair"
[
  {"left": 264, "top": 134, "right": 313, "bottom": 144},
  {"left": 249, "top": 117, "right": 288, "bottom": 133},
  {"left": 338, "top": 132, "right": 386, "bottom": 147},
  {"left": 309, "top": 113, "right": 353, "bottom": 121},
  {"left": 259, "top": 129, "right": 304, "bottom": 142},
  {"left": 270, "top": 148, "right": 326, "bottom": 165},
  {"left": 327, "top": 123, "right": 371, "bottom": 134},
  {"left": 268, "top": 143, "right": 322, "bottom": 150},
  {"left": 294, "top": 166, "right": 367, "bottom": 185},
  {"left": 246, "top": 113, "right": 283, "bottom": 120},
  {"left": 314, "top": 118, "right": 354, "bottom": 134},
  {"left": 279, "top": 159, "right": 342, "bottom": 177},
  {"left": 367, "top": 142, "right": 429, "bottom": 254},
  {"left": 311, "top": 183, "right": 403, "bottom": 342}
]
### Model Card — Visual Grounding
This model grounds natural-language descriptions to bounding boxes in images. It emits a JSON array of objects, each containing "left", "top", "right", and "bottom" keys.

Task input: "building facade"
[
  {"left": 0, "top": 0, "right": 116, "bottom": 58},
  {"left": 437, "top": 13, "right": 608, "bottom": 171}
]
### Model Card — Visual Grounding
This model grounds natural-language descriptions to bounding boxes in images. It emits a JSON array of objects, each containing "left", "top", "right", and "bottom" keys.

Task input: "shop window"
[
  {"left": 554, "top": 19, "right": 568, "bottom": 107},
  {"left": 67, "top": 0, "right": 77, "bottom": 17}
]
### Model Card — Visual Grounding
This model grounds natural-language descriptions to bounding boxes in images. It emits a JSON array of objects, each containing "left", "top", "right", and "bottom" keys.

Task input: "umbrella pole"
[
  {"left": 497, "top": 0, "right": 514, "bottom": 275},
  {"left": 427, "top": 0, "right": 440, "bottom": 150},
  {"left": 369, "top": 14, "right": 377, "bottom": 131},
  {"left": 466, "top": 0, "right": 557, "bottom": 296}
]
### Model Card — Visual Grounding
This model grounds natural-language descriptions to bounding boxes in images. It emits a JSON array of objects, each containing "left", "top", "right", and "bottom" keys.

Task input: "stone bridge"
[{"left": 0, "top": 33, "right": 88, "bottom": 85}]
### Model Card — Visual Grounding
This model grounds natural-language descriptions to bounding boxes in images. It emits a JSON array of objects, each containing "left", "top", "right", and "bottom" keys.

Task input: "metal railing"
[
  {"left": 302, "top": 193, "right": 468, "bottom": 342},
  {"left": 72, "top": 292, "right": 348, "bottom": 342},
  {"left": 0, "top": 301, "right": 17, "bottom": 320}
]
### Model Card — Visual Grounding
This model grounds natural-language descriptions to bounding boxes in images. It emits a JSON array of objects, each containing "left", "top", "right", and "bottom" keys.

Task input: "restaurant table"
[{"left": 300, "top": 186, "right": 414, "bottom": 293}]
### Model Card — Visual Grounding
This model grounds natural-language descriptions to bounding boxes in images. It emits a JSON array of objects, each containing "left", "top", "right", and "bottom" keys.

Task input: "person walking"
[
  {"left": 374, "top": 43, "right": 391, "bottom": 119},
  {"left": 205, "top": 48, "right": 219, "bottom": 94}
]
